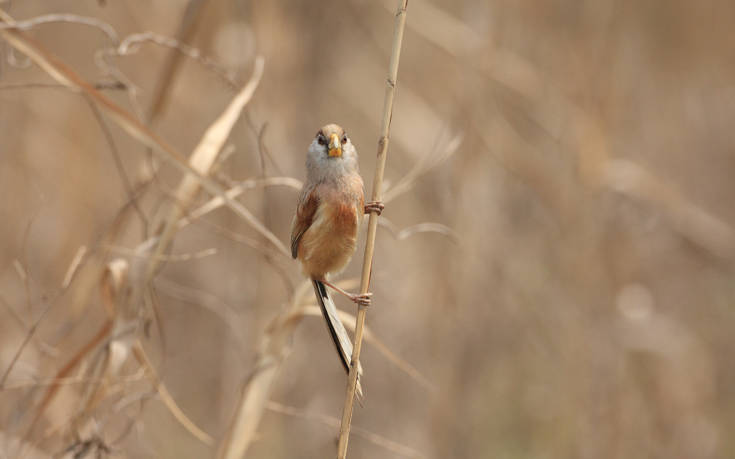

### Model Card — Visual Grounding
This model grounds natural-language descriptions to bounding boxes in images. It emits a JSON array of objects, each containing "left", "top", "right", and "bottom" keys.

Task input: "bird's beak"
[{"left": 328, "top": 133, "right": 342, "bottom": 157}]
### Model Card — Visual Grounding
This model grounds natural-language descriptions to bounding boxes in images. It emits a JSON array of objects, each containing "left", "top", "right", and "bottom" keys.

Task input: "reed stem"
[{"left": 336, "top": 1, "right": 409, "bottom": 457}]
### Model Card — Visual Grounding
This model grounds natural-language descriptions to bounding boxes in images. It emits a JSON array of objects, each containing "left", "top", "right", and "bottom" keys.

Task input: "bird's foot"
[
  {"left": 364, "top": 201, "right": 384, "bottom": 216},
  {"left": 348, "top": 292, "right": 372, "bottom": 307},
  {"left": 322, "top": 280, "right": 372, "bottom": 307}
]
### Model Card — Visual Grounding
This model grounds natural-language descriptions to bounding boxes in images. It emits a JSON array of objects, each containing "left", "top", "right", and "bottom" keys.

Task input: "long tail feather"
[{"left": 312, "top": 279, "right": 363, "bottom": 399}]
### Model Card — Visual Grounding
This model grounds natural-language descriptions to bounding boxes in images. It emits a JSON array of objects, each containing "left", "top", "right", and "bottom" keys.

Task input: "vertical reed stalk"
[{"left": 337, "top": 1, "right": 409, "bottom": 457}]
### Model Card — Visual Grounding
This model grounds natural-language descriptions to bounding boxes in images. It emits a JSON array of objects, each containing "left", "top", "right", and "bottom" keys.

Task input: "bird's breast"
[{"left": 298, "top": 195, "right": 361, "bottom": 278}]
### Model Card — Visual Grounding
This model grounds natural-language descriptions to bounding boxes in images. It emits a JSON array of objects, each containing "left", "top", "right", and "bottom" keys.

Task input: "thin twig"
[
  {"left": 105, "top": 245, "right": 218, "bottom": 262},
  {"left": 110, "top": 31, "right": 237, "bottom": 90},
  {"left": 132, "top": 343, "right": 214, "bottom": 445},
  {"left": 130, "top": 177, "right": 301, "bottom": 258},
  {"left": 0, "top": 302, "right": 52, "bottom": 389},
  {"left": 0, "top": 373, "right": 146, "bottom": 392},
  {"left": 379, "top": 219, "right": 460, "bottom": 245},
  {"left": 0, "top": 13, "right": 119, "bottom": 43},
  {"left": 61, "top": 245, "right": 88, "bottom": 289},
  {"left": 147, "top": 0, "right": 210, "bottom": 121},
  {"left": 1, "top": 211, "right": 43, "bottom": 387},
  {"left": 140, "top": 55, "right": 267, "bottom": 291},
  {"left": 267, "top": 401, "right": 426, "bottom": 458},
  {"left": 300, "top": 305, "right": 436, "bottom": 393},
  {"left": 337, "top": 1, "right": 409, "bottom": 457},
  {"left": 383, "top": 133, "right": 462, "bottom": 203},
  {"left": 84, "top": 96, "right": 149, "bottom": 232},
  {"left": 154, "top": 277, "right": 248, "bottom": 354},
  {"left": 215, "top": 281, "right": 315, "bottom": 459},
  {"left": 0, "top": 11, "right": 287, "bottom": 257}
]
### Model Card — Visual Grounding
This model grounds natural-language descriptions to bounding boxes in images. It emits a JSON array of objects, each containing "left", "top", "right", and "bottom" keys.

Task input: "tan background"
[{"left": 1, "top": 1, "right": 735, "bottom": 458}]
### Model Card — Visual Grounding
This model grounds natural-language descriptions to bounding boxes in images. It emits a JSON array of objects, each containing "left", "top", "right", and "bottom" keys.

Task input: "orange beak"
[{"left": 328, "top": 133, "right": 342, "bottom": 157}]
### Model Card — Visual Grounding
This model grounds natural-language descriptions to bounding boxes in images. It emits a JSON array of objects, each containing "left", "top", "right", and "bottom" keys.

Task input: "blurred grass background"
[{"left": 2, "top": 0, "right": 735, "bottom": 458}]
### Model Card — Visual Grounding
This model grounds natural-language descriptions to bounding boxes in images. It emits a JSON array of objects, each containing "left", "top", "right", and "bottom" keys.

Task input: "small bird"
[{"left": 290, "top": 123, "right": 383, "bottom": 398}]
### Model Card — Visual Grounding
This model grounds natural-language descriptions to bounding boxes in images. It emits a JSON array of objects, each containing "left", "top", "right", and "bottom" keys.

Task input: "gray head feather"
[{"left": 306, "top": 124, "right": 359, "bottom": 184}]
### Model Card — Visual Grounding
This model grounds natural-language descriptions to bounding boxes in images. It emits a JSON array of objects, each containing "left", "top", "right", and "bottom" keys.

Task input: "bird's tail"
[{"left": 312, "top": 279, "right": 363, "bottom": 400}]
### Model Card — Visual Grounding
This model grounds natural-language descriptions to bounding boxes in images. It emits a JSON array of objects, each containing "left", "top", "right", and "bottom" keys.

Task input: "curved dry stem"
[
  {"left": 383, "top": 133, "right": 462, "bottom": 204},
  {"left": 216, "top": 281, "right": 315, "bottom": 459},
  {"left": 267, "top": 401, "right": 426, "bottom": 458},
  {"left": 0, "top": 13, "right": 119, "bottom": 43},
  {"left": 143, "top": 56, "right": 266, "bottom": 285},
  {"left": 0, "top": 10, "right": 287, "bottom": 258},
  {"left": 132, "top": 343, "right": 214, "bottom": 446},
  {"left": 300, "top": 305, "right": 436, "bottom": 393},
  {"left": 379, "top": 219, "right": 460, "bottom": 245},
  {"left": 132, "top": 177, "right": 301, "bottom": 257},
  {"left": 114, "top": 32, "right": 237, "bottom": 89}
]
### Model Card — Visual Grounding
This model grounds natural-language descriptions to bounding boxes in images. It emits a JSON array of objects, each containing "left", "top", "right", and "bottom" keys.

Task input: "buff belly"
[{"left": 298, "top": 201, "right": 360, "bottom": 279}]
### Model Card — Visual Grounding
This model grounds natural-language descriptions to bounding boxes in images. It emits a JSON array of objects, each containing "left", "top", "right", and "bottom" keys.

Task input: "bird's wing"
[{"left": 290, "top": 186, "right": 319, "bottom": 259}]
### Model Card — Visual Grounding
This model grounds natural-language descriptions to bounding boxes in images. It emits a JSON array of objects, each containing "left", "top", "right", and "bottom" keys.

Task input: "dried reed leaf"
[
  {"left": 133, "top": 177, "right": 302, "bottom": 256},
  {"left": 379, "top": 219, "right": 460, "bottom": 245},
  {"left": 62, "top": 246, "right": 88, "bottom": 289},
  {"left": 181, "top": 177, "right": 302, "bottom": 228},
  {"left": 23, "top": 258, "right": 125, "bottom": 441},
  {"left": 106, "top": 246, "right": 218, "bottom": 262},
  {"left": 266, "top": 401, "right": 426, "bottom": 458},
  {"left": 300, "top": 305, "right": 436, "bottom": 393},
  {"left": 1, "top": 373, "right": 146, "bottom": 391},
  {"left": 0, "top": 9, "right": 287, "bottom": 256},
  {"left": 146, "top": 57, "right": 265, "bottom": 280},
  {"left": 216, "top": 281, "right": 314, "bottom": 459},
  {"left": 132, "top": 343, "right": 214, "bottom": 446},
  {"left": 383, "top": 135, "right": 462, "bottom": 204}
]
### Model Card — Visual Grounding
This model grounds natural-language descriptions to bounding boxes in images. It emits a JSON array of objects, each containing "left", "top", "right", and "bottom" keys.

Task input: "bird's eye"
[
  {"left": 317, "top": 134, "right": 326, "bottom": 145},
  {"left": 341, "top": 135, "right": 347, "bottom": 145}
]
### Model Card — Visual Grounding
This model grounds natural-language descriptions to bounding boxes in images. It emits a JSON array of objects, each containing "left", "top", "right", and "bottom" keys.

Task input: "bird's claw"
[
  {"left": 350, "top": 292, "right": 373, "bottom": 307},
  {"left": 364, "top": 201, "right": 385, "bottom": 216}
]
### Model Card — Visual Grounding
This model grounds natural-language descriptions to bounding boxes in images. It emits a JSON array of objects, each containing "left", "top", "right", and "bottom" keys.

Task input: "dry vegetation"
[{"left": 1, "top": 1, "right": 735, "bottom": 458}]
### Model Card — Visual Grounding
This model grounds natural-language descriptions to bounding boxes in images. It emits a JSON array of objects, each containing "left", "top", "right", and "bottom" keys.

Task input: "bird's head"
[{"left": 307, "top": 123, "right": 359, "bottom": 178}]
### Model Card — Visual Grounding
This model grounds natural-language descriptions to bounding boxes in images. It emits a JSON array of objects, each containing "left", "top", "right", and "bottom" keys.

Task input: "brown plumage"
[{"left": 290, "top": 123, "right": 367, "bottom": 398}]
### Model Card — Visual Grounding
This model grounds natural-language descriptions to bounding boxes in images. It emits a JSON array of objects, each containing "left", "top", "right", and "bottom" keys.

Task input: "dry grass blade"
[
  {"left": 267, "top": 401, "right": 426, "bottom": 458},
  {"left": 145, "top": 56, "right": 265, "bottom": 281},
  {"left": 147, "top": 0, "right": 210, "bottom": 121},
  {"left": 214, "top": 280, "right": 371, "bottom": 457},
  {"left": 133, "top": 177, "right": 302, "bottom": 256},
  {"left": 52, "top": 260, "right": 213, "bottom": 447},
  {"left": 61, "top": 246, "right": 88, "bottom": 289},
  {"left": 383, "top": 134, "right": 462, "bottom": 204},
  {"left": 338, "top": 1, "right": 409, "bottom": 456},
  {"left": 114, "top": 32, "right": 237, "bottom": 90},
  {"left": 155, "top": 277, "right": 247, "bottom": 352},
  {"left": 379, "top": 219, "right": 460, "bottom": 245},
  {"left": 182, "top": 177, "right": 302, "bottom": 226},
  {"left": 1, "top": 374, "right": 146, "bottom": 391},
  {"left": 216, "top": 281, "right": 314, "bottom": 459},
  {"left": 0, "top": 303, "right": 53, "bottom": 390},
  {"left": 106, "top": 245, "right": 217, "bottom": 262},
  {"left": 0, "top": 9, "right": 287, "bottom": 256},
  {"left": 2, "top": 252, "right": 49, "bottom": 392},
  {"left": 132, "top": 343, "right": 214, "bottom": 446},
  {"left": 22, "top": 259, "right": 125, "bottom": 441},
  {"left": 300, "top": 306, "right": 436, "bottom": 393},
  {"left": 0, "top": 13, "right": 119, "bottom": 42}
]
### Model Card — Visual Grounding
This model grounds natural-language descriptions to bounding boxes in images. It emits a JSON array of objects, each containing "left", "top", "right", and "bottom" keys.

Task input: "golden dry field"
[{"left": 1, "top": 1, "right": 734, "bottom": 458}]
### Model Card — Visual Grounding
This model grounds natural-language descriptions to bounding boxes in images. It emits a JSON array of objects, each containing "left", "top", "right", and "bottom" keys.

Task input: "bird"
[{"left": 290, "top": 123, "right": 384, "bottom": 399}]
